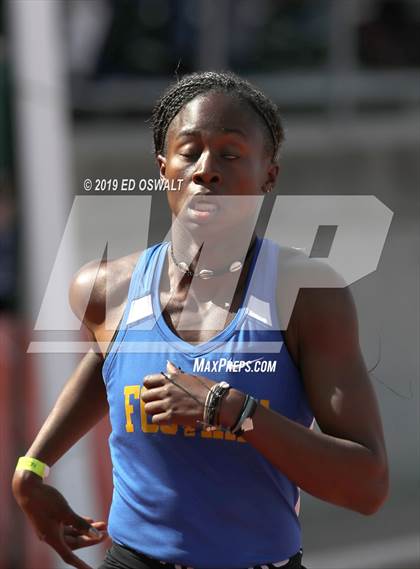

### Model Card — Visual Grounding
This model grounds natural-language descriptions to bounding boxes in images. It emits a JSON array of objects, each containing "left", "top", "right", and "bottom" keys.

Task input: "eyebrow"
[{"left": 176, "top": 127, "right": 247, "bottom": 139}]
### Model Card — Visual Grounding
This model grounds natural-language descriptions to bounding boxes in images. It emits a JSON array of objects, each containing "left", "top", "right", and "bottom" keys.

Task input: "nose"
[{"left": 192, "top": 151, "right": 221, "bottom": 186}]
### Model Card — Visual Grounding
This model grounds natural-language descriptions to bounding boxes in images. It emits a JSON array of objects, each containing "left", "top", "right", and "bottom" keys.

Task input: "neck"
[{"left": 170, "top": 221, "right": 258, "bottom": 273}]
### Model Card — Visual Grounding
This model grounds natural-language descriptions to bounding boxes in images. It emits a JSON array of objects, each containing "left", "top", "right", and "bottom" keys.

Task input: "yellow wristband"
[{"left": 16, "top": 456, "right": 50, "bottom": 479}]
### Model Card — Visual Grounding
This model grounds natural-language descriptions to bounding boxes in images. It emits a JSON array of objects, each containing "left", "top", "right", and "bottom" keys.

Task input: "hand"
[
  {"left": 64, "top": 517, "right": 108, "bottom": 550},
  {"left": 141, "top": 360, "right": 215, "bottom": 427},
  {"left": 13, "top": 471, "right": 106, "bottom": 569}
]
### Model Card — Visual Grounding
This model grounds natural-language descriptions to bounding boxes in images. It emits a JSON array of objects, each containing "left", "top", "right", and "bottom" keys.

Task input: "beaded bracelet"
[
  {"left": 215, "top": 386, "right": 231, "bottom": 426},
  {"left": 207, "top": 382, "right": 229, "bottom": 426},
  {"left": 202, "top": 381, "right": 230, "bottom": 430}
]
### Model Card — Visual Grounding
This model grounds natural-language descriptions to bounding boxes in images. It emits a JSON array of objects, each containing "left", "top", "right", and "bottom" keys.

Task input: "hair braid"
[{"left": 152, "top": 71, "right": 284, "bottom": 160}]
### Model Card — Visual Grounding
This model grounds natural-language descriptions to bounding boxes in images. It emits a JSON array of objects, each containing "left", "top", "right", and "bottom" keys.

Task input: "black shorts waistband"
[{"left": 98, "top": 543, "right": 305, "bottom": 569}]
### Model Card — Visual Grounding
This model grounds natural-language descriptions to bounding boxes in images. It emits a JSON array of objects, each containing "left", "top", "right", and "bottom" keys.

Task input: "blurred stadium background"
[{"left": 0, "top": 1, "right": 419, "bottom": 568}]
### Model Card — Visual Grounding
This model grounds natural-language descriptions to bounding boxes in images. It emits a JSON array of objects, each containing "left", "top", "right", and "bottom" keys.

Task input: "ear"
[
  {"left": 267, "top": 162, "right": 280, "bottom": 187},
  {"left": 157, "top": 154, "right": 167, "bottom": 179},
  {"left": 261, "top": 162, "right": 280, "bottom": 193}
]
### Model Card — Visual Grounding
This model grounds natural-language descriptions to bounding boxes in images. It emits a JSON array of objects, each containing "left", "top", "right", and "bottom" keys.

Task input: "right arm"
[
  {"left": 20, "top": 349, "right": 107, "bottom": 468},
  {"left": 12, "top": 261, "right": 116, "bottom": 568}
]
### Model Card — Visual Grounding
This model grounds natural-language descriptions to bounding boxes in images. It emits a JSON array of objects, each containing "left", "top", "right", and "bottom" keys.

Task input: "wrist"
[
  {"left": 16, "top": 456, "right": 50, "bottom": 479},
  {"left": 12, "top": 469, "right": 44, "bottom": 501},
  {"left": 218, "top": 389, "right": 246, "bottom": 429},
  {"left": 13, "top": 455, "right": 50, "bottom": 497}
]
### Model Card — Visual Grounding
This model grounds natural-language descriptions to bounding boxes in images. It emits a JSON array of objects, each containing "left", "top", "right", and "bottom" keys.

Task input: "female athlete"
[{"left": 12, "top": 71, "right": 389, "bottom": 569}]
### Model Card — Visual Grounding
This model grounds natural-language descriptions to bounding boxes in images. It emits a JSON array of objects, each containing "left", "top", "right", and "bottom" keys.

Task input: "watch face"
[{"left": 242, "top": 417, "right": 254, "bottom": 432}]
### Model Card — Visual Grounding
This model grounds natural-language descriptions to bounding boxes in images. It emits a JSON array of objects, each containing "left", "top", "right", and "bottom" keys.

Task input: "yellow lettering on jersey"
[
  {"left": 124, "top": 385, "right": 140, "bottom": 433},
  {"left": 200, "top": 428, "right": 213, "bottom": 439},
  {"left": 200, "top": 428, "right": 227, "bottom": 440},
  {"left": 160, "top": 423, "right": 178, "bottom": 435},
  {"left": 183, "top": 426, "right": 196, "bottom": 437},
  {"left": 140, "top": 386, "right": 159, "bottom": 433},
  {"left": 224, "top": 430, "right": 237, "bottom": 441},
  {"left": 212, "top": 428, "right": 224, "bottom": 440}
]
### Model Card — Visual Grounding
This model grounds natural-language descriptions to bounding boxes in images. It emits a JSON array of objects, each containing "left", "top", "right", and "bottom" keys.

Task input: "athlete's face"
[{"left": 157, "top": 92, "right": 279, "bottom": 234}]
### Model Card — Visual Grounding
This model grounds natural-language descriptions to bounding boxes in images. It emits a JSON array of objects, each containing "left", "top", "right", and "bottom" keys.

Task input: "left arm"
[{"left": 220, "top": 287, "right": 389, "bottom": 514}]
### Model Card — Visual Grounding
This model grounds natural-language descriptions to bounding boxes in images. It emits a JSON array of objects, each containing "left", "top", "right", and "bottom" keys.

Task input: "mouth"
[{"left": 186, "top": 194, "right": 220, "bottom": 221}]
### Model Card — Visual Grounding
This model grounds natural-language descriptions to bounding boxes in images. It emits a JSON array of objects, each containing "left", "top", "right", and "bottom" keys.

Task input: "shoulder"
[
  {"left": 69, "top": 251, "right": 141, "bottom": 331},
  {"left": 273, "top": 245, "right": 357, "bottom": 359},
  {"left": 275, "top": 245, "right": 347, "bottom": 290}
]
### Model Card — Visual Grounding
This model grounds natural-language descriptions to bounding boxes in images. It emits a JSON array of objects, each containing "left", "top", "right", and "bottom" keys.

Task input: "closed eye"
[
  {"left": 179, "top": 152, "right": 199, "bottom": 160},
  {"left": 179, "top": 152, "right": 239, "bottom": 160}
]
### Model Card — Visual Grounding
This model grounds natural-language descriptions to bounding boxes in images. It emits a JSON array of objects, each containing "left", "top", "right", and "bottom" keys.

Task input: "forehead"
[{"left": 167, "top": 91, "right": 265, "bottom": 142}]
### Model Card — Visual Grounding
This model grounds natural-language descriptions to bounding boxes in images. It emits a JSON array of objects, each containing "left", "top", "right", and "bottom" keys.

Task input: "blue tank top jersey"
[{"left": 102, "top": 237, "right": 314, "bottom": 569}]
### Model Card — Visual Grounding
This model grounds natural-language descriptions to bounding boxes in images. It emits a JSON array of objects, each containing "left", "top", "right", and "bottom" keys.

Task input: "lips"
[
  {"left": 189, "top": 194, "right": 220, "bottom": 209},
  {"left": 191, "top": 202, "right": 218, "bottom": 213},
  {"left": 186, "top": 194, "right": 220, "bottom": 221}
]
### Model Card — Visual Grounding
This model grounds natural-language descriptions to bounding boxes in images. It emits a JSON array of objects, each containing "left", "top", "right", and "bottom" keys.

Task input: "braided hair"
[{"left": 152, "top": 71, "right": 284, "bottom": 161}]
